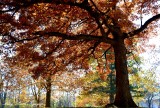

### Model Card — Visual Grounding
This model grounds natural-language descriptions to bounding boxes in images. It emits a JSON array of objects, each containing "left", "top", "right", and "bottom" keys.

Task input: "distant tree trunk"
[
  {"left": 147, "top": 93, "right": 154, "bottom": 108},
  {"left": 36, "top": 96, "right": 40, "bottom": 108},
  {"left": 159, "top": 92, "right": 160, "bottom": 108},
  {"left": 31, "top": 84, "right": 41, "bottom": 108},
  {"left": 36, "top": 88, "right": 41, "bottom": 108},
  {"left": 45, "top": 76, "right": 51, "bottom": 108},
  {"left": 35, "top": 94, "right": 40, "bottom": 108},
  {"left": 113, "top": 38, "right": 137, "bottom": 107},
  {"left": 109, "top": 71, "right": 115, "bottom": 104},
  {"left": 0, "top": 76, "right": 7, "bottom": 108},
  {"left": 0, "top": 92, "right": 7, "bottom": 108}
]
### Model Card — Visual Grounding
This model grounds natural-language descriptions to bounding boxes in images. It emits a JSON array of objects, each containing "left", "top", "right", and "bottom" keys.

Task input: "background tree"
[
  {"left": 76, "top": 72, "right": 109, "bottom": 107},
  {"left": 10, "top": 40, "right": 90, "bottom": 107},
  {"left": 29, "top": 77, "right": 45, "bottom": 108},
  {"left": 1, "top": 0, "right": 160, "bottom": 107},
  {"left": 130, "top": 70, "right": 159, "bottom": 107}
]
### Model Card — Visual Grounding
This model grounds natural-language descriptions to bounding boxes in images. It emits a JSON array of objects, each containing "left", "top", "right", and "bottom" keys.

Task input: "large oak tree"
[{"left": 1, "top": 0, "right": 160, "bottom": 107}]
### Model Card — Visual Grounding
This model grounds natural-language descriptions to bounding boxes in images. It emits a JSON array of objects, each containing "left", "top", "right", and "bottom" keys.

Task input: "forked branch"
[{"left": 126, "top": 14, "right": 160, "bottom": 38}]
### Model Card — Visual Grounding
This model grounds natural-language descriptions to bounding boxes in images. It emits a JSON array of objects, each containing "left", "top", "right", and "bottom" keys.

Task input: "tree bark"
[
  {"left": 45, "top": 77, "right": 51, "bottom": 108},
  {"left": 113, "top": 38, "right": 138, "bottom": 107}
]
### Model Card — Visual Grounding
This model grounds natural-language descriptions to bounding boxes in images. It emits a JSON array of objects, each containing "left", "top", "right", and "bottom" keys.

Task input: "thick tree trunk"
[
  {"left": 45, "top": 77, "right": 51, "bottom": 108},
  {"left": 113, "top": 38, "right": 137, "bottom": 107}
]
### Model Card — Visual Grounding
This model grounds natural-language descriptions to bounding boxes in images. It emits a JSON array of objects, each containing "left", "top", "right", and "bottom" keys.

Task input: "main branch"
[{"left": 33, "top": 31, "right": 115, "bottom": 45}]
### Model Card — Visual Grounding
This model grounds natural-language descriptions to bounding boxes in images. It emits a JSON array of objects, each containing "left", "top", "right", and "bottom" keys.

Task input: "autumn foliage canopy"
[{"left": 0, "top": 0, "right": 160, "bottom": 107}]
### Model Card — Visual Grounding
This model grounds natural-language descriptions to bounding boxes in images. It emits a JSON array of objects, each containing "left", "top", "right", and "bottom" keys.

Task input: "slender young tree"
[{"left": 1, "top": 0, "right": 160, "bottom": 107}]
